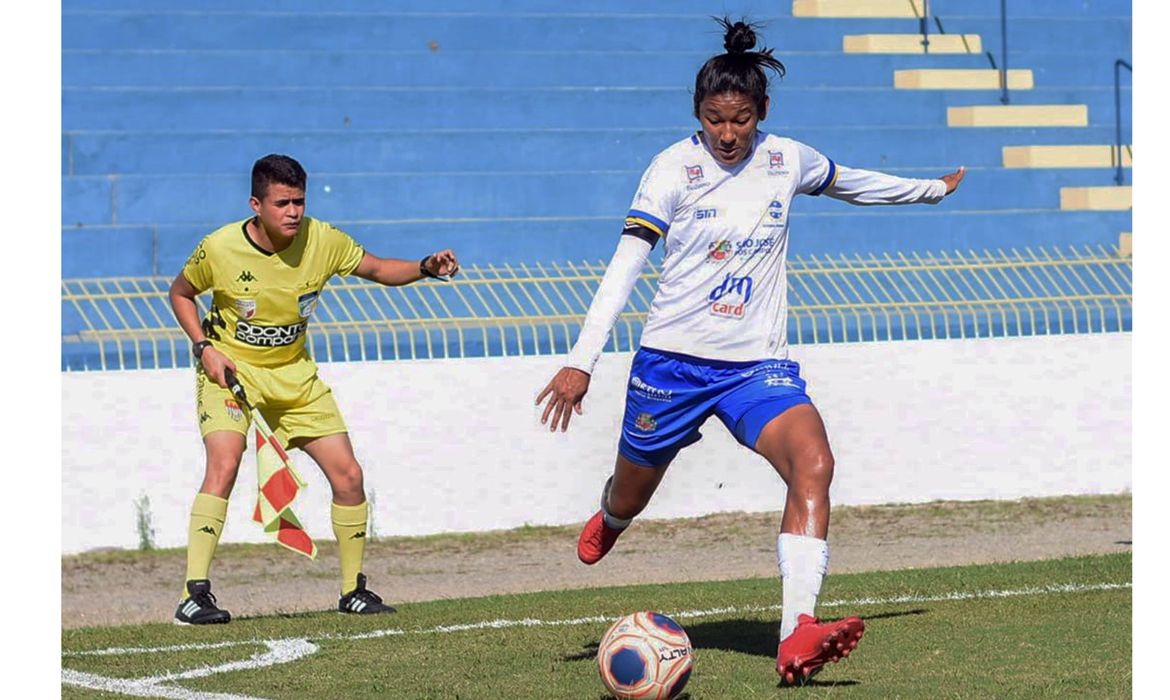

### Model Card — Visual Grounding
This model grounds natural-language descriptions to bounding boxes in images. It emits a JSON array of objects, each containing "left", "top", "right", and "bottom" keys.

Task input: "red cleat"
[
  {"left": 776, "top": 613, "right": 865, "bottom": 686},
  {"left": 577, "top": 510, "right": 625, "bottom": 564}
]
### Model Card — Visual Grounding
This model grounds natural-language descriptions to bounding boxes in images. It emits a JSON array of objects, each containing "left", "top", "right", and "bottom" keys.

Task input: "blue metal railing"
[
  {"left": 919, "top": 0, "right": 932, "bottom": 53},
  {"left": 1114, "top": 59, "right": 1132, "bottom": 185},
  {"left": 999, "top": 0, "right": 1010, "bottom": 104}
]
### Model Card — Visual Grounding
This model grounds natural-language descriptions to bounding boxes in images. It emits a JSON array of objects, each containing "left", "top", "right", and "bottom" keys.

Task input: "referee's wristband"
[{"left": 419, "top": 255, "right": 441, "bottom": 279}]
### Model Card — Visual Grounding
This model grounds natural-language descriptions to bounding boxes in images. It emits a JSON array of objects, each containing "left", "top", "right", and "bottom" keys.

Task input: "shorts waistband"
[{"left": 639, "top": 346, "right": 799, "bottom": 372}]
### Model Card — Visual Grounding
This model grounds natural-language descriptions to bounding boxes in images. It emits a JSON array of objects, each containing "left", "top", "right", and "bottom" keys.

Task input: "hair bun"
[{"left": 724, "top": 20, "right": 757, "bottom": 53}]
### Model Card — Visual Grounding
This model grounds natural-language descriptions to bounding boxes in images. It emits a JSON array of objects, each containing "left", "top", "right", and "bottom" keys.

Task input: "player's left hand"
[
  {"left": 941, "top": 166, "right": 966, "bottom": 195},
  {"left": 424, "top": 249, "right": 460, "bottom": 278}
]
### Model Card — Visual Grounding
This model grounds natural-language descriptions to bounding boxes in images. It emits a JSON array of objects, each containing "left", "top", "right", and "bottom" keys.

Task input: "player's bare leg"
[
  {"left": 176, "top": 431, "right": 245, "bottom": 625},
  {"left": 578, "top": 454, "right": 670, "bottom": 564},
  {"left": 296, "top": 433, "right": 395, "bottom": 614},
  {"left": 755, "top": 404, "right": 864, "bottom": 684}
]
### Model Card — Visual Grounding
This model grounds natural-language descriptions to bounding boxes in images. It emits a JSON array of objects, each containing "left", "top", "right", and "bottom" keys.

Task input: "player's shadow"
[{"left": 564, "top": 609, "right": 928, "bottom": 663}]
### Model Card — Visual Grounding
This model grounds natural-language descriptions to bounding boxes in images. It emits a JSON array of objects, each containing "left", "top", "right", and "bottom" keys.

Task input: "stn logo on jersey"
[
  {"left": 708, "top": 273, "right": 754, "bottom": 319},
  {"left": 234, "top": 298, "right": 257, "bottom": 320},
  {"left": 685, "top": 164, "right": 704, "bottom": 182},
  {"left": 298, "top": 291, "right": 320, "bottom": 319}
]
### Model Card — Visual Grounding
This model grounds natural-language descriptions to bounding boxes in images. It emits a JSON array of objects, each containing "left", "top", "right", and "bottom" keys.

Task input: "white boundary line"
[{"left": 64, "top": 580, "right": 1130, "bottom": 659}]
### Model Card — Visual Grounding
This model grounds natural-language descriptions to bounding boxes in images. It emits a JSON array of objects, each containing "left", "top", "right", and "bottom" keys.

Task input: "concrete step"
[
  {"left": 895, "top": 69, "right": 1033, "bottom": 90},
  {"left": 844, "top": 34, "right": 982, "bottom": 54},
  {"left": 1003, "top": 145, "right": 1132, "bottom": 168},
  {"left": 1060, "top": 186, "right": 1131, "bottom": 210},
  {"left": 948, "top": 104, "right": 1088, "bottom": 127}
]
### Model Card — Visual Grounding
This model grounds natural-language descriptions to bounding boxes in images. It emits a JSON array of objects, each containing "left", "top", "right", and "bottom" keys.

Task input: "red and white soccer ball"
[{"left": 597, "top": 611, "right": 693, "bottom": 700}]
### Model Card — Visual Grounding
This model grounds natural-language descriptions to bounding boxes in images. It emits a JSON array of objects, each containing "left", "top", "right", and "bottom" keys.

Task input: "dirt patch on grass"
[{"left": 61, "top": 494, "right": 1131, "bottom": 629}]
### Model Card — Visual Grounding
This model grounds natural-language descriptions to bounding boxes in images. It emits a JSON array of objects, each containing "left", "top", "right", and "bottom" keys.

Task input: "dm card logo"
[
  {"left": 769, "top": 151, "right": 784, "bottom": 169},
  {"left": 634, "top": 412, "right": 658, "bottom": 432},
  {"left": 234, "top": 298, "right": 257, "bottom": 320},
  {"left": 707, "top": 240, "right": 733, "bottom": 262},
  {"left": 685, "top": 164, "right": 704, "bottom": 182},
  {"left": 708, "top": 273, "right": 754, "bottom": 319},
  {"left": 224, "top": 399, "right": 243, "bottom": 422},
  {"left": 297, "top": 291, "right": 320, "bottom": 319}
]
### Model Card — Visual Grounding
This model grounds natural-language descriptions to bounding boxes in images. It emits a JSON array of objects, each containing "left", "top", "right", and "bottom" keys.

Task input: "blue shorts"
[{"left": 618, "top": 347, "right": 813, "bottom": 467}]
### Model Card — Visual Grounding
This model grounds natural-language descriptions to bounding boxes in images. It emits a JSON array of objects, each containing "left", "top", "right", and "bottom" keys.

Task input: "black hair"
[
  {"left": 251, "top": 154, "right": 307, "bottom": 200},
  {"left": 693, "top": 17, "right": 786, "bottom": 119}
]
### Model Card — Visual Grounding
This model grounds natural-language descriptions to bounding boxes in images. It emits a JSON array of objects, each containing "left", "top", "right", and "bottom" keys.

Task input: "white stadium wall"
[{"left": 61, "top": 333, "right": 1131, "bottom": 554}]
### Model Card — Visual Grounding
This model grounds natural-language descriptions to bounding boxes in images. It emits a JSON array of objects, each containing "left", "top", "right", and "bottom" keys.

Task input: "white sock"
[
  {"left": 600, "top": 476, "right": 632, "bottom": 530},
  {"left": 778, "top": 533, "right": 830, "bottom": 640}
]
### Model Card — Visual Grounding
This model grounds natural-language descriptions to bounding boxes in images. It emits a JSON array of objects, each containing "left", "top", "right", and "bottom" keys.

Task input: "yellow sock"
[
  {"left": 332, "top": 501, "right": 368, "bottom": 595},
  {"left": 184, "top": 493, "right": 228, "bottom": 598}
]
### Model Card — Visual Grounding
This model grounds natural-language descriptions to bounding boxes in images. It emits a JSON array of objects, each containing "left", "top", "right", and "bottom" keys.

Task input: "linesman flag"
[
  {"left": 252, "top": 428, "right": 318, "bottom": 559},
  {"left": 224, "top": 367, "right": 318, "bottom": 559}
]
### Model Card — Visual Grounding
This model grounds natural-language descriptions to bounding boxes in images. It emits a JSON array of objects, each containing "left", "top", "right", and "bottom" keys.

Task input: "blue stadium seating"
[{"left": 61, "top": 0, "right": 1132, "bottom": 343}]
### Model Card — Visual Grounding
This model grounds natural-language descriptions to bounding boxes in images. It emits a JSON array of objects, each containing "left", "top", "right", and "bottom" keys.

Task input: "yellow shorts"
[{"left": 195, "top": 353, "right": 348, "bottom": 447}]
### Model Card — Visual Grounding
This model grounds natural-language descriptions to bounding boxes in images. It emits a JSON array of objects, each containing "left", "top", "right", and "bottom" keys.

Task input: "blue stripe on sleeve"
[
  {"left": 627, "top": 209, "right": 669, "bottom": 236},
  {"left": 810, "top": 159, "right": 837, "bottom": 196}
]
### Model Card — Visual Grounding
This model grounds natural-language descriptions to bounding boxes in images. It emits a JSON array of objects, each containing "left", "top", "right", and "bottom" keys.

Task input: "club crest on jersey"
[
  {"left": 234, "top": 298, "right": 257, "bottom": 320},
  {"left": 707, "top": 240, "right": 733, "bottom": 262},
  {"left": 708, "top": 273, "right": 753, "bottom": 319},
  {"left": 297, "top": 291, "right": 320, "bottom": 319},
  {"left": 769, "top": 151, "right": 784, "bottom": 168},
  {"left": 768, "top": 200, "right": 784, "bottom": 220},
  {"left": 634, "top": 412, "right": 657, "bottom": 432},
  {"left": 685, "top": 164, "right": 704, "bottom": 182},
  {"left": 224, "top": 399, "right": 243, "bottom": 422}
]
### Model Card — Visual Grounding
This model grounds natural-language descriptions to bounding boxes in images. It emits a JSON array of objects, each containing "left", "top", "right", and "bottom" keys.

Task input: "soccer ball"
[{"left": 597, "top": 611, "right": 693, "bottom": 700}]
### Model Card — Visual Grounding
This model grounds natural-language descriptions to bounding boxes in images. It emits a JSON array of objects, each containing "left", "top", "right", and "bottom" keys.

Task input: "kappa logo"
[
  {"left": 350, "top": 531, "right": 366, "bottom": 540},
  {"left": 237, "top": 271, "right": 257, "bottom": 283},
  {"left": 198, "top": 411, "right": 212, "bottom": 424},
  {"left": 198, "top": 525, "right": 217, "bottom": 535},
  {"left": 634, "top": 412, "right": 657, "bottom": 432}
]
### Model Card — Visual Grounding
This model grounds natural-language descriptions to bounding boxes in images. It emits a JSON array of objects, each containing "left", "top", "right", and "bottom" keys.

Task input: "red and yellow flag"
[{"left": 252, "top": 430, "right": 317, "bottom": 559}]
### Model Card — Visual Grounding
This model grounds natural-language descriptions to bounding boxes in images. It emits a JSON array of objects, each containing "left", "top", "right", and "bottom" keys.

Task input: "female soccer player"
[{"left": 536, "top": 18, "right": 964, "bottom": 684}]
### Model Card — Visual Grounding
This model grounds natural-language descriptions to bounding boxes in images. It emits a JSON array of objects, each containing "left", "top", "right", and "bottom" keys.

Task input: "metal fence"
[{"left": 62, "top": 244, "right": 1132, "bottom": 371}]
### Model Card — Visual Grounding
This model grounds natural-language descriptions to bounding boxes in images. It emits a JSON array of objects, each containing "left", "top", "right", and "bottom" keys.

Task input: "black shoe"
[
  {"left": 174, "top": 579, "right": 232, "bottom": 625},
  {"left": 338, "top": 573, "right": 397, "bottom": 615}
]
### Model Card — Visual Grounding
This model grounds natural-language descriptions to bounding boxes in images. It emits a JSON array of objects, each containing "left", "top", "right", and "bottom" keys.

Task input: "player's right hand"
[
  {"left": 200, "top": 347, "right": 238, "bottom": 389},
  {"left": 536, "top": 367, "right": 591, "bottom": 433}
]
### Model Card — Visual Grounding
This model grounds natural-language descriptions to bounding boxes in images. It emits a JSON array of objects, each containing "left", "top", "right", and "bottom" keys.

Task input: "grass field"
[{"left": 61, "top": 552, "right": 1131, "bottom": 699}]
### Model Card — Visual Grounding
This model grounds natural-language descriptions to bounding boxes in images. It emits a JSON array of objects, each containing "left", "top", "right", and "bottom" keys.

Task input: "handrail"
[
  {"left": 1114, "top": 59, "right": 1132, "bottom": 185},
  {"left": 919, "top": 0, "right": 932, "bottom": 53},
  {"left": 999, "top": 0, "right": 1010, "bottom": 104}
]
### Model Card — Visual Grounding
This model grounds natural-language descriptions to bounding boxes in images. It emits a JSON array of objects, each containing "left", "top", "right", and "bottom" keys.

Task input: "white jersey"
[{"left": 627, "top": 131, "right": 947, "bottom": 362}]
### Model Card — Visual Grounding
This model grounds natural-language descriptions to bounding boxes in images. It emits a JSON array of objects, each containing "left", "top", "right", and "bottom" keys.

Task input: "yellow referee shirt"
[{"left": 182, "top": 217, "right": 364, "bottom": 367}]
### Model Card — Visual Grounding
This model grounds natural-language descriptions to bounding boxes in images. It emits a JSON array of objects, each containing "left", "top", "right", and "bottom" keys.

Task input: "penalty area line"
[{"left": 64, "top": 579, "right": 1131, "bottom": 659}]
